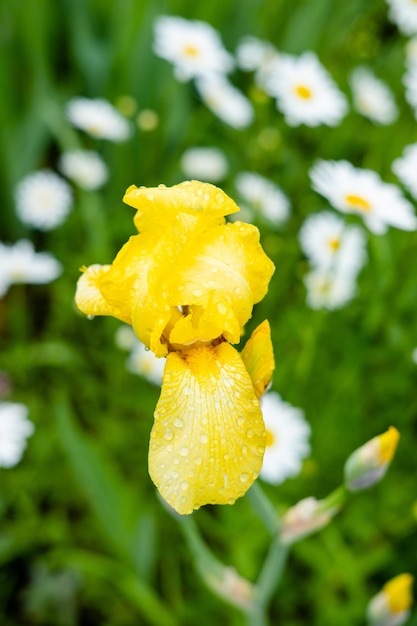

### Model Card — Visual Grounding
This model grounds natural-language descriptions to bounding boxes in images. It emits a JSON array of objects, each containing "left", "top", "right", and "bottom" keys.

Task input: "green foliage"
[{"left": 1, "top": 0, "right": 416, "bottom": 624}]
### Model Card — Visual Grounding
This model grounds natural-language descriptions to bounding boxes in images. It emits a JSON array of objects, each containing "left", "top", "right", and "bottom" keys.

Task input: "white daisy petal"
[
  {"left": 0, "top": 402, "right": 34, "bottom": 468},
  {"left": 196, "top": 75, "right": 254, "bottom": 129},
  {"left": 0, "top": 240, "right": 62, "bottom": 295},
  {"left": 392, "top": 143, "right": 417, "bottom": 200},
  {"left": 15, "top": 170, "right": 73, "bottom": 231},
  {"left": 180, "top": 147, "right": 229, "bottom": 182},
  {"left": 386, "top": 0, "right": 417, "bottom": 35},
  {"left": 66, "top": 97, "right": 131, "bottom": 142},
  {"left": 59, "top": 150, "right": 108, "bottom": 190},
  {"left": 350, "top": 67, "right": 398, "bottom": 125},
  {"left": 260, "top": 392, "right": 311, "bottom": 485},
  {"left": 235, "top": 172, "right": 291, "bottom": 226}
]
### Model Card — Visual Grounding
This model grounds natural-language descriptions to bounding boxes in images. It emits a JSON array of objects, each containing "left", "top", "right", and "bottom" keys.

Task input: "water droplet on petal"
[
  {"left": 180, "top": 481, "right": 188, "bottom": 491},
  {"left": 174, "top": 418, "right": 184, "bottom": 428},
  {"left": 180, "top": 446, "right": 189, "bottom": 457},
  {"left": 164, "top": 430, "right": 174, "bottom": 441},
  {"left": 246, "top": 429, "right": 254, "bottom": 439},
  {"left": 200, "top": 434, "right": 209, "bottom": 443}
]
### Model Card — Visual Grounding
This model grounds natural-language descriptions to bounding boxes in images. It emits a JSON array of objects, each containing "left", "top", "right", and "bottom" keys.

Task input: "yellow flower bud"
[
  {"left": 367, "top": 573, "right": 414, "bottom": 626},
  {"left": 344, "top": 427, "right": 400, "bottom": 492}
]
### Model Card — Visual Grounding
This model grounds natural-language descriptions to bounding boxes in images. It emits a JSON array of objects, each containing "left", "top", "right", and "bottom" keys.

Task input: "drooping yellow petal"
[
  {"left": 148, "top": 342, "right": 266, "bottom": 515},
  {"left": 123, "top": 180, "right": 240, "bottom": 233},
  {"left": 75, "top": 264, "right": 116, "bottom": 317},
  {"left": 241, "top": 320, "right": 275, "bottom": 399}
]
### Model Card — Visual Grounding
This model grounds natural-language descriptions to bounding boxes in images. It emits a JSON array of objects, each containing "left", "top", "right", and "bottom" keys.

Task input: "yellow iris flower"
[{"left": 76, "top": 180, "right": 275, "bottom": 514}]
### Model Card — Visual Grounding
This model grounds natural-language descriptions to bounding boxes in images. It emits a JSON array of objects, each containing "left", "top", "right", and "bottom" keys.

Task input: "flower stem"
[
  {"left": 246, "top": 481, "right": 280, "bottom": 535},
  {"left": 255, "top": 536, "right": 289, "bottom": 607}
]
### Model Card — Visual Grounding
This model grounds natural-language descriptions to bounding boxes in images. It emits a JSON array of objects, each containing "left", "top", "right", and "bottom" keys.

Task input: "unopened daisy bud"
[
  {"left": 367, "top": 573, "right": 414, "bottom": 626},
  {"left": 344, "top": 427, "right": 400, "bottom": 492},
  {"left": 280, "top": 496, "right": 340, "bottom": 545},
  {"left": 208, "top": 566, "right": 255, "bottom": 611}
]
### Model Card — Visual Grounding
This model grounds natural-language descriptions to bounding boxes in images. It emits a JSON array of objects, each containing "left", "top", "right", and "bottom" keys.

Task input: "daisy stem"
[{"left": 246, "top": 482, "right": 280, "bottom": 535}]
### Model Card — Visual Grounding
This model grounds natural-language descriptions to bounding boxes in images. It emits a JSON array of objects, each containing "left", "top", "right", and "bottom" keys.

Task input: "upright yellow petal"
[
  {"left": 149, "top": 342, "right": 266, "bottom": 515},
  {"left": 123, "top": 181, "right": 240, "bottom": 233},
  {"left": 241, "top": 320, "right": 275, "bottom": 399}
]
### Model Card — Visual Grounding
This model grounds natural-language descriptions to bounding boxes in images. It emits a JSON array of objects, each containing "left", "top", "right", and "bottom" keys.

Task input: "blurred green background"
[{"left": 1, "top": 0, "right": 416, "bottom": 624}]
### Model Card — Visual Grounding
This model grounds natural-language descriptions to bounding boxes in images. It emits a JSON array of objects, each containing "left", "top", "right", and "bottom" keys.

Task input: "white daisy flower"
[
  {"left": 392, "top": 143, "right": 417, "bottom": 199},
  {"left": 235, "top": 172, "right": 290, "bottom": 226},
  {"left": 367, "top": 574, "right": 414, "bottom": 626},
  {"left": 260, "top": 392, "right": 311, "bottom": 485},
  {"left": 0, "top": 240, "right": 62, "bottom": 296},
  {"left": 299, "top": 211, "right": 367, "bottom": 274},
  {"left": 115, "top": 326, "right": 165, "bottom": 385},
  {"left": 304, "top": 266, "right": 358, "bottom": 310},
  {"left": 386, "top": 0, "right": 417, "bottom": 35},
  {"left": 59, "top": 150, "right": 108, "bottom": 190},
  {"left": 66, "top": 97, "right": 132, "bottom": 142},
  {"left": 0, "top": 402, "right": 34, "bottom": 468},
  {"left": 264, "top": 51, "right": 348, "bottom": 127},
  {"left": 350, "top": 67, "right": 398, "bottom": 125},
  {"left": 15, "top": 170, "right": 73, "bottom": 231},
  {"left": 310, "top": 160, "right": 417, "bottom": 235},
  {"left": 196, "top": 75, "right": 254, "bottom": 129},
  {"left": 180, "top": 147, "right": 229, "bottom": 182},
  {"left": 235, "top": 35, "right": 278, "bottom": 73},
  {"left": 153, "top": 15, "right": 234, "bottom": 82}
]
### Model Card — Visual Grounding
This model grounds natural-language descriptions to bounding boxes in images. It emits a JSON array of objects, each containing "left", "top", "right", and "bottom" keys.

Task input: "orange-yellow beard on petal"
[{"left": 149, "top": 342, "right": 266, "bottom": 515}]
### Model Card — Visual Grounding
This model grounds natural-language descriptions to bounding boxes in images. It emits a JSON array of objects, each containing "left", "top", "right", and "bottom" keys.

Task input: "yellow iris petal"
[
  {"left": 149, "top": 342, "right": 266, "bottom": 515},
  {"left": 241, "top": 320, "right": 275, "bottom": 399},
  {"left": 169, "top": 221, "right": 275, "bottom": 345},
  {"left": 75, "top": 264, "right": 116, "bottom": 318},
  {"left": 123, "top": 180, "right": 240, "bottom": 233}
]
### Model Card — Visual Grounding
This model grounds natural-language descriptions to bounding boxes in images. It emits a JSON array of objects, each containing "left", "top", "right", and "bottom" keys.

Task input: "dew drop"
[
  {"left": 200, "top": 434, "right": 209, "bottom": 443},
  {"left": 167, "top": 444, "right": 173, "bottom": 452},
  {"left": 237, "top": 417, "right": 245, "bottom": 427},
  {"left": 246, "top": 429, "right": 254, "bottom": 439},
  {"left": 180, "top": 446, "right": 189, "bottom": 457},
  {"left": 174, "top": 418, "right": 184, "bottom": 428},
  {"left": 194, "top": 456, "right": 203, "bottom": 465},
  {"left": 87, "top": 314, "right": 95, "bottom": 320},
  {"left": 164, "top": 430, "right": 174, "bottom": 441},
  {"left": 180, "top": 481, "right": 189, "bottom": 491},
  {"left": 216, "top": 302, "right": 228, "bottom": 316},
  {"left": 173, "top": 457, "right": 179, "bottom": 465},
  {"left": 193, "top": 289, "right": 202, "bottom": 297},
  {"left": 241, "top": 445, "right": 248, "bottom": 454}
]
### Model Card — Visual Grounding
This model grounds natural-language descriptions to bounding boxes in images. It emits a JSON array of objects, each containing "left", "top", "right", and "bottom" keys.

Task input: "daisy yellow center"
[
  {"left": 328, "top": 237, "right": 340, "bottom": 251},
  {"left": 345, "top": 194, "right": 371, "bottom": 212},
  {"left": 183, "top": 44, "right": 200, "bottom": 57},
  {"left": 294, "top": 84, "right": 313, "bottom": 100},
  {"left": 265, "top": 429, "right": 275, "bottom": 448}
]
